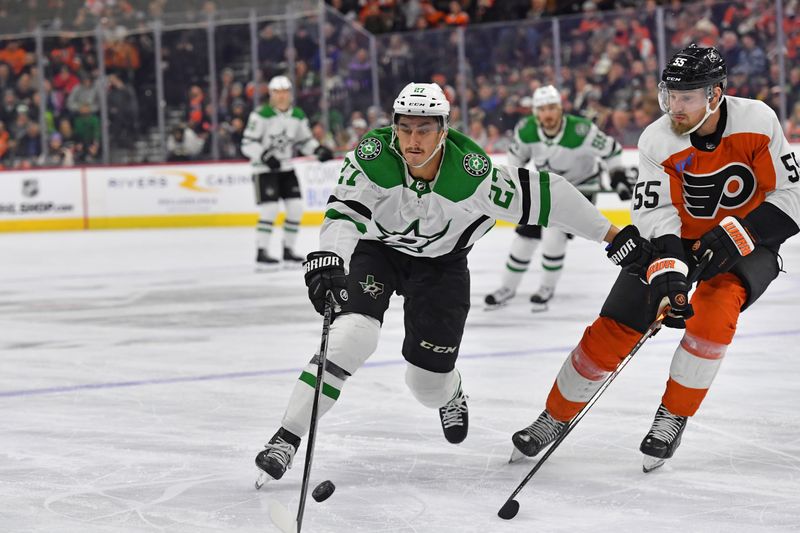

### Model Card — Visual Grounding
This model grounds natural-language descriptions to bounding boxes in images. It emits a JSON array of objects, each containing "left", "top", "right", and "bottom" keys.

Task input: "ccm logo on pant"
[{"left": 420, "top": 340, "right": 456, "bottom": 354}]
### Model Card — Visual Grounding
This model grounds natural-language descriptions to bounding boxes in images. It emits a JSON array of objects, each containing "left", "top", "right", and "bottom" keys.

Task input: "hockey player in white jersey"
[
  {"left": 253, "top": 82, "right": 648, "bottom": 487},
  {"left": 511, "top": 45, "right": 800, "bottom": 473},
  {"left": 241, "top": 75, "right": 333, "bottom": 270},
  {"left": 485, "top": 85, "right": 635, "bottom": 310}
]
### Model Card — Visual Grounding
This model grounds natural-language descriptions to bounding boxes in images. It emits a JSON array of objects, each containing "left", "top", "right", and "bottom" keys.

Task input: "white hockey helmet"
[
  {"left": 392, "top": 82, "right": 450, "bottom": 124},
  {"left": 268, "top": 75, "right": 292, "bottom": 92},
  {"left": 532, "top": 85, "right": 561, "bottom": 109}
]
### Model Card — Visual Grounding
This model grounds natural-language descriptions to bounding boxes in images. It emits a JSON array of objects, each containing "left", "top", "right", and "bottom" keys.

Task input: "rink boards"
[{"left": 0, "top": 150, "right": 645, "bottom": 232}]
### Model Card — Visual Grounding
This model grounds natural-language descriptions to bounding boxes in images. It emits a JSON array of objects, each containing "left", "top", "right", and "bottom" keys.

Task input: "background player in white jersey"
[
  {"left": 240, "top": 75, "right": 333, "bottom": 270},
  {"left": 510, "top": 45, "right": 800, "bottom": 473},
  {"left": 485, "top": 85, "right": 636, "bottom": 310},
  {"left": 253, "top": 82, "right": 642, "bottom": 487}
]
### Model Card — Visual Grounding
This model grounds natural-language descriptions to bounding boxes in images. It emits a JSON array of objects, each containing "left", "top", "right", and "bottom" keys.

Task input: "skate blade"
[
  {"left": 530, "top": 302, "right": 549, "bottom": 313},
  {"left": 642, "top": 455, "right": 665, "bottom": 473},
  {"left": 484, "top": 302, "right": 509, "bottom": 311},
  {"left": 255, "top": 470, "right": 272, "bottom": 490},
  {"left": 508, "top": 447, "right": 527, "bottom": 463},
  {"left": 268, "top": 500, "right": 298, "bottom": 533}
]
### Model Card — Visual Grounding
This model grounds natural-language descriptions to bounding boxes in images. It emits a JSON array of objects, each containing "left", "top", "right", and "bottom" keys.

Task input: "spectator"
[
  {"left": 339, "top": 116, "right": 369, "bottom": 151},
  {"left": 0, "top": 88, "right": 17, "bottom": 125},
  {"left": 186, "top": 84, "right": 209, "bottom": 134},
  {"left": 39, "top": 132, "right": 74, "bottom": 167},
  {"left": 444, "top": 1, "right": 470, "bottom": 26},
  {"left": 0, "top": 63, "right": 12, "bottom": 93},
  {"left": 50, "top": 35, "right": 81, "bottom": 72},
  {"left": 0, "top": 119, "right": 10, "bottom": 164},
  {"left": 0, "top": 41, "right": 30, "bottom": 76},
  {"left": 734, "top": 32, "right": 768, "bottom": 78},
  {"left": 107, "top": 74, "right": 138, "bottom": 147},
  {"left": 258, "top": 24, "right": 286, "bottom": 67},
  {"left": 52, "top": 64, "right": 80, "bottom": 98},
  {"left": 67, "top": 73, "right": 100, "bottom": 115},
  {"left": 166, "top": 124, "right": 204, "bottom": 161},
  {"left": 484, "top": 123, "right": 510, "bottom": 153},
  {"left": 15, "top": 121, "right": 42, "bottom": 160},
  {"left": 74, "top": 102, "right": 100, "bottom": 146},
  {"left": 312, "top": 120, "right": 336, "bottom": 151},
  {"left": 468, "top": 119, "right": 488, "bottom": 147},
  {"left": 786, "top": 102, "right": 800, "bottom": 143}
]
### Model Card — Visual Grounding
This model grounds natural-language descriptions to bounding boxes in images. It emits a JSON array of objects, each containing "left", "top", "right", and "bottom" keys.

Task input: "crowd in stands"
[{"left": 0, "top": 0, "right": 798, "bottom": 169}]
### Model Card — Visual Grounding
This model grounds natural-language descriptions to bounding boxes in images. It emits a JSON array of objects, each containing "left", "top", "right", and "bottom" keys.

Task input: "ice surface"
[{"left": 2, "top": 226, "right": 799, "bottom": 532}]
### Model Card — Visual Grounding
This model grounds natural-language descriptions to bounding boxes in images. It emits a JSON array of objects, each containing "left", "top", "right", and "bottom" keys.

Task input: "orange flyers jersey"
[{"left": 632, "top": 96, "right": 800, "bottom": 240}]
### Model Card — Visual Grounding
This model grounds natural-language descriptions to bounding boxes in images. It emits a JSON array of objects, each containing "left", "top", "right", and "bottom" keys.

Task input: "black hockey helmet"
[{"left": 661, "top": 44, "right": 727, "bottom": 91}]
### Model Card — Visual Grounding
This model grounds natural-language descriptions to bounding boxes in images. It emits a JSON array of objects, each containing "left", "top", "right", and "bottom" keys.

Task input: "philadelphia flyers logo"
[{"left": 682, "top": 163, "right": 756, "bottom": 218}]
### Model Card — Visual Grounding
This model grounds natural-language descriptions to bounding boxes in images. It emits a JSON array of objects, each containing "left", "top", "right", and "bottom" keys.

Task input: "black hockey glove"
[
  {"left": 691, "top": 215, "right": 757, "bottom": 281},
  {"left": 304, "top": 251, "right": 348, "bottom": 315},
  {"left": 260, "top": 150, "right": 281, "bottom": 170},
  {"left": 610, "top": 167, "right": 637, "bottom": 201},
  {"left": 646, "top": 257, "right": 693, "bottom": 329},
  {"left": 314, "top": 145, "right": 333, "bottom": 162},
  {"left": 606, "top": 225, "right": 655, "bottom": 279}
]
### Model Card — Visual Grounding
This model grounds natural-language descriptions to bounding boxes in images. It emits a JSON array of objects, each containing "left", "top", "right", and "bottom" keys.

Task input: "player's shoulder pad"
[
  {"left": 291, "top": 107, "right": 307, "bottom": 120},
  {"left": 516, "top": 115, "right": 540, "bottom": 143},
  {"left": 560, "top": 114, "right": 593, "bottom": 148},
  {"left": 258, "top": 105, "right": 276, "bottom": 119},
  {"left": 637, "top": 114, "right": 681, "bottom": 160},
  {"left": 352, "top": 126, "right": 404, "bottom": 189},
  {"left": 434, "top": 128, "right": 493, "bottom": 203},
  {"left": 724, "top": 95, "right": 778, "bottom": 136}
]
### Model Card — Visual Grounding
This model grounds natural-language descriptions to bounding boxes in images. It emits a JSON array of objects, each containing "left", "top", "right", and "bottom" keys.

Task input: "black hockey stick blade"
[{"left": 497, "top": 499, "right": 520, "bottom": 520}]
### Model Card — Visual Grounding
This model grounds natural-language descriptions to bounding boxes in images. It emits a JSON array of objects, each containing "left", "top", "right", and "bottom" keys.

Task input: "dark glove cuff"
[
  {"left": 652, "top": 234, "right": 687, "bottom": 262},
  {"left": 743, "top": 201, "right": 799, "bottom": 247}
]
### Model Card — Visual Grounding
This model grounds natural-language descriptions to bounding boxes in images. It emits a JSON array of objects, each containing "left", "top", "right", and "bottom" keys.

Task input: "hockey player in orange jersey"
[{"left": 510, "top": 45, "right": 800, "bottom": 472}]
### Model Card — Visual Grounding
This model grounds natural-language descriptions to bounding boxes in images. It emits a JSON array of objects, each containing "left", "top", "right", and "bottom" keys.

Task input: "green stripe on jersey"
[
  {"left": 299, "top": 371, "right": 341, "bottom": 400},
  {"left": 537, "top": 171, "right": 551, "bottom": 226},
  {"left": 325, "top": 208, "right": 367, "bottom": 234}
]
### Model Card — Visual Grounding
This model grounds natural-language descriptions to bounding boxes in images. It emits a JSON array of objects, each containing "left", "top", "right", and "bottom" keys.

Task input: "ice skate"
[
  {"left": 529, "top": 286, "right": 554, "bottom": 312},
  {"left": 439, "top": 383, "right": 469, "bottom": 444},
  {"left": 640, "top": 404, "right": 687, "bottom": 473},
  {"left": 254, "top": 428, "right": 301, "bottom": 489},
  {"left": 282, "top": 247, "right": 304, "bottom": 268},
  {"left": 256, "top": 248, "right": 281, "bottom": 272},
  {"left": 484, "top": 286, "right": 515, "bottom": 310},
  {"left": 510, "top": 410, "right": 568, "bottom": 462}
]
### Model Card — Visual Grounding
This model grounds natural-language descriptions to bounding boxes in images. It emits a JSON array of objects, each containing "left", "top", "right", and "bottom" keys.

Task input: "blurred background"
[{"left": 0, "top": 0, "right": 796, "bottom": 169}]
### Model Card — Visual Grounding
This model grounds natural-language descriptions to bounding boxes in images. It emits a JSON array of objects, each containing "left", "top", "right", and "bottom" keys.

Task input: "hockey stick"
[
  {"left": 498, "top": 254, "right": 710, "bottom": 520},
  {"left": 269, "top": 292, "right": 335, "bottom": 533}
]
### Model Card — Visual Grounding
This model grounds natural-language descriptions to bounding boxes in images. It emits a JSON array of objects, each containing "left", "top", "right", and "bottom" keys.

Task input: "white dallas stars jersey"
[
  {"left": 634, "top": 96, "right": 800, "bottom": 240},
  {"left": 508, "top": 114, "right": 624, "bottom": 194},
  {"left": 241, "top": 104, "right": 319, "bottom": 172},
  {"left": 320, "top": 127, "right": 612, "bottom": 268}
]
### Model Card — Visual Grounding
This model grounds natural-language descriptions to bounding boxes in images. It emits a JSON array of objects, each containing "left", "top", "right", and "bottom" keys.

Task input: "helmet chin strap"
[
  {"left": 390, "top": 124, "right": 448, "bottom": 170},
  {"left": 677, "top": 95, "right": 724, "bottom": 136}
]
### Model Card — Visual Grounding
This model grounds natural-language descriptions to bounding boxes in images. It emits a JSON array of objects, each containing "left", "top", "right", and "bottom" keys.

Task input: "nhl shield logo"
[
  {"left": 463, "top": 153, "right": 489, "bottom": 177},
  {"left": 356, "top": 137, "right": 381, "bottom": 161},
  {"left": 22, "top": 179, "right": 39, "bottom": 198}
]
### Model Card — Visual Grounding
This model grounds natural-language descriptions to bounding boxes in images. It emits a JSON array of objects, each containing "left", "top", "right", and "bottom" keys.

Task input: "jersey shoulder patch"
[
  {"left": 560, "top": 115, "right": 593, "bottom": 148},
  {"left": 291, "top": 107, "right": 306, "bottom": 120},
  {"left": 353, "top": 127, "right": 404, "bottom": 189},
  {"left": 258, "top": 105, "right": 277, "bottom": 119},
  {"left": 434, "top": 128, "right": 493, "bottom": 203},
  {"left": 517, "top": 116, "right": 540, "bottom": 144}
]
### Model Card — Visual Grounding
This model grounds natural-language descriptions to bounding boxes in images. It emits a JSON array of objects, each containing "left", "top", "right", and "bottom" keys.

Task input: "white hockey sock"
[
  {"left": 405, "top": 365, "right": 461, "bottom": 409},
  {"left": 282, "top": 198, "right": 303, "bottom": 252},
  {"left": 280, "top": 314, "right": 380, "bottom": 437},
  {"left": 257, "top": 202, "right": 280, "bottom": 252},
  {"left": 500, "top": 236, "right": 539, "bottom": 291},
  {"left": 669, "top": 332, "right": 727, "bottom": 389}
]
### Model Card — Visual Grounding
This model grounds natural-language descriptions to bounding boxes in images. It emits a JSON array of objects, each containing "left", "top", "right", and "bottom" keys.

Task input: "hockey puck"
[{"left": 312, "top": 480, "right": 336, "bottom": 502}]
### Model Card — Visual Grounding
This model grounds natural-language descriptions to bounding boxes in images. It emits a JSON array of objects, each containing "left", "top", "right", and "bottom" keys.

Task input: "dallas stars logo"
[
  {"left": 463, "top": 153, "right": 489, "bottom": 177},
  {"left": 356, "top": 137, "right": 382, "bottom": 161},
  {"left": 267, "top": 130, "right": 291, "bottom": 151},
  {"left": 375, "top": 219, "right": 451, "bottom": 253},
  {"left": 359, "top": 274, "right": 384, "bottom": 299}
]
